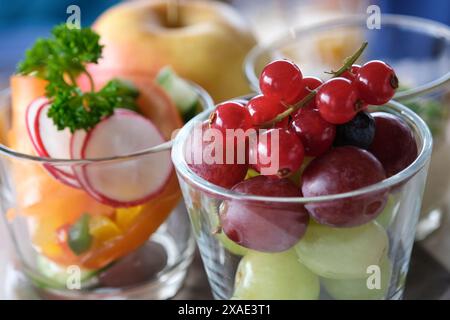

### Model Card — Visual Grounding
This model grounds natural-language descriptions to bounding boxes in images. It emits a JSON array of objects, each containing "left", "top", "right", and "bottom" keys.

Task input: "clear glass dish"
[
  {"left": 244, "top": 14, "right": 450, "bottom": 239},
  {"left": 0, "top": 82, "right": 213, "bottom": 299},
  {"left": 172, "top": 99, "right": 432, "bottom": 300}
]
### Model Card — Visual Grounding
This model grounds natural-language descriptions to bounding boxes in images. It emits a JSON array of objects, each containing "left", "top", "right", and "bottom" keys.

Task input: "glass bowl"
[
  {"left": 0, "top": 82, "right": 213, "bottom": 299},
  {"left": 172, "top": 98, "right": 432, "bottom": 300},
  {"left": 244, "top": 14, "right": 450, "bottom": 239}
]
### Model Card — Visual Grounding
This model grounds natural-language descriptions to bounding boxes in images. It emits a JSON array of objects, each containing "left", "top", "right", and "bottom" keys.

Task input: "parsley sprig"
[{"left": 17, "top": 24, "right": 138, "bottom": 132}]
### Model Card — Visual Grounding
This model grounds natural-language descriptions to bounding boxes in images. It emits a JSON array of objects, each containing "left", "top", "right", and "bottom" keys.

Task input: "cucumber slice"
[
  {"left": 156, "top": 67, "right": 199, "bottom": 121},
  {"left": 36, "top": 255, "right": 98, "bottom": 289}
]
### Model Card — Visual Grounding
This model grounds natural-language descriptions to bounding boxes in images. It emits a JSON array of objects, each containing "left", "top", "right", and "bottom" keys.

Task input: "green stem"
[
  {"left": 85, "top": 70, "right": 95, "bottom": 92},
  {"left": 259, "top": 41, "right": 368, "bottom": 128}
]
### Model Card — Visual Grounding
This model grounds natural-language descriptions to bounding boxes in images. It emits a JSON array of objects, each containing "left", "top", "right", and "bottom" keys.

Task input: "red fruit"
[
  {"left": 291, "top": 107, "right": 336, "bottom": 156},
  {"left": 316, "top": 77, "right": 363, "bottom": 124},
  {"left": 187, "top": 122, "right": 248, "bottom": 189},
  {"left": 259, "top": 60, "right": 303, "bottom": 104},
  {"left": 369, "top": 112, "right": 418, "bottom": 177},
  {"left": 209, "top": 101, "right": 253, "bottom": 136},
  {"left": 220, "top": 175, "right": 309, "bottom": 252},
  {"left": 249, "top": 128, "right": 304, "bottom": 178},
  {"left": 341, "top": 64, "right": 361, "bottom": 82},
  {"left": 294, "top": 76, "right": 323, "bottom": 106},
  {"left": 246, "top": 94, "right": 288, "bottom": 127},
  {"left": 301, "top": 146, "right": 387, "bottom": 227},
  {"left": 355, "top": 60, "right": 398, "bottom": 105}
]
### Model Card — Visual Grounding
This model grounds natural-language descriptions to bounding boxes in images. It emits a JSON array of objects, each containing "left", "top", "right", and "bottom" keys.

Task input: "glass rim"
[
  {"left": 0, "top": 81, "right": 214, "bottom": 165},
  {"left": 171, "top": 99, "right": 433, "bottom": 204},
  {"left": 244, "top": 14, "right": 450, "bottom": 100}
]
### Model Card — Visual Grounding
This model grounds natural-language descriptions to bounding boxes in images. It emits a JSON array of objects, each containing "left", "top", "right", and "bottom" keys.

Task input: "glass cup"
[
  {"left": 172, "top": 98, "right": 432, "bottom": 300},
  {"left": 244, "top": 14, "right": 450, "bottom": 239},
  {"left": 0, "top": 83, "right": 213, "bottom": 299}
]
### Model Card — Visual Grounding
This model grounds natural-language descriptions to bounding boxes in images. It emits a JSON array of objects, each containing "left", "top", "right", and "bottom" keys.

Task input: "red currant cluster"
[{"left": 187, "top": 48, "right": 418, "bottom": 253}]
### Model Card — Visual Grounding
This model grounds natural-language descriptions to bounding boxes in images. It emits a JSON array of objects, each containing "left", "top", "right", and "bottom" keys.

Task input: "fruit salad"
[
  {"left": 173, "top": 43, "right": 431, "bottom": 300},
  {"left": 5, "top": 25, "right": 203, "bottom": 290}
]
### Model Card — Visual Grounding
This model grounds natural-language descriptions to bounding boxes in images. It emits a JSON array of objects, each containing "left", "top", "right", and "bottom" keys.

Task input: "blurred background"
[{"left": 1, "top": 0, "right": 450, "bottom": 82}]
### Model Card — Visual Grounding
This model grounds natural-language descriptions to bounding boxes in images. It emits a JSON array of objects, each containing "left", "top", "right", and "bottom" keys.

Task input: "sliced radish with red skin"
[
  {"left": 79, "top": 109, "right": 172, "bottom": 207},
  {"left": 43, "top": 164, "right": 82, "bottom": 188},
  {"left": 35, "top": 103, "right": 74, "bottom": 176},
  {"left": 70, "top": 130, "right": 88, "bottom": 159},
  {"left": 26, "top": 97, "right": 48, "bottom": 156},
  {"left": 25, "top": 97, "right": 81, "bottom": 188}
]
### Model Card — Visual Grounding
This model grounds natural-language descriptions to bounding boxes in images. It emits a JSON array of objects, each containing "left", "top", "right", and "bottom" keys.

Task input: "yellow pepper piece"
[
  {"left": 115, "top": 205, "right": 143, "bottom": 230},
  {"left": 89, "top": 215, "right": 122, "bottom": 243}
]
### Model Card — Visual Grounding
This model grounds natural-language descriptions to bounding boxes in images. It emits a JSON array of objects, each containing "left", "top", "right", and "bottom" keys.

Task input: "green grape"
[
  {"left": 295, "top": 221, "right": 388, "bottom": 279},
  {"left": 375, "top": 195, "right": 399, "bottom": 228},
  {"left": 322, "top": 254, "right": 392, "bottom": 300},
  {"left": 233, "top": 249, "right": 320, "bottom": 300},
  {"left": 217, "top": 231, "right": 251, "bottom": 256}
]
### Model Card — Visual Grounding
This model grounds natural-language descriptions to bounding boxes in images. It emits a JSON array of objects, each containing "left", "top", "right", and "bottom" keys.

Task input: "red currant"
[
  {"left": 316, "top": 77, "right": 363, "bottom": 124},
  {"left": 293, "top": 76, "right": 323, "bottom": 110},
  {"left": 246, "top": 95, "right": 288, "bottom": 127},
  {"left": 259, "top": 60, "right": 303, "bottom": 104},
  {"left": 355, "top": 60, "right": 398, "bottom": 105},
  {"left": 295, "top": 76, "right": 323, "bottom": 103},
  {"left": 209, "top": 101, "right": 253, "bottom": 135},
  {"left": 250, "top": 128, "right": 304, "bottom": 178},
  {"left": 291, "top": 106, "right": 336, "bottom": 156},
  {"left": 341, "top": 64, "right": 361, "bottom": 82}
]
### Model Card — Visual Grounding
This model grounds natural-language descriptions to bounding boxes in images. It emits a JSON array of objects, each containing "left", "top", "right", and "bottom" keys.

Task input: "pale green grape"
[
  {"left": 233, "top": 249, "right": 320, "bottom": 300},
  {"left": 217, "top": 232, "right": 251, "bottom": 256},
  {"left": 295, "top": 221, "right": 388, "bottom": 279},
  {"left": 376, "top": 195, "right": 399, "bottom": 228},
  {"left": 322, "top": 254, "right": 392, "bottom": 300}
]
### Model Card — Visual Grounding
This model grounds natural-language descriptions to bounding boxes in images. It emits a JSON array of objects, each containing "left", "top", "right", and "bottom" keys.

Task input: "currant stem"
[{"left": 259, "top": 41, "right": 368, "bottom": 128}]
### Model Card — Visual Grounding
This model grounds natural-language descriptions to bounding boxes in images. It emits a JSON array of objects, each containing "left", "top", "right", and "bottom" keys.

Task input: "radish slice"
[
  {"left": 26, "top": 97, "right": 81, "bottom": 188},
  {"left": 44, "top": 164, "right": 82, "bottom": 189},
  {"left": 26, "top": 97, "right": 48, "bottom": 156},
  {"left": 70, "top": 130, "right": 88, "bottom": 159},
  {"left": 79, "top": 109, "right": 172, "bottom": 207},
  {"left": 35, "top": 104, "right": 73, "bottom": 176}
]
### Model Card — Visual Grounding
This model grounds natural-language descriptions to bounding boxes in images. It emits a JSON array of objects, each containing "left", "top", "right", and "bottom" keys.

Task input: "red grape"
[
  {"left": 249, "top": 128, "right": 304, "bottom": 178},
  {"left": 259, "top": 60, "right": 303, "bottom": 104},
  {"left": 220, "top": 175, "right": 309, "bottom": 252},
  {"left": 355, "top": 60, "right": 398, "bottom": 105},
  {"left": 316, "top": 77, "right": 364, "bottom": 124},
  {"left": 369, "top": 112, "right": 418, "bottom": 177},
  {"left": 187, "top": 122, "right": 248, "bottom": 189},
  {"left": 301, "top": 146, "right": 387, "bottom": 227},
  {"left": 291, "top": 106, "right": 336, "bottom": 156}
]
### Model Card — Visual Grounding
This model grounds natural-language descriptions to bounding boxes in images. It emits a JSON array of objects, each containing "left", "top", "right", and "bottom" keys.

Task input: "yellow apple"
[{"left": 92, "top": 0, "right": 257, "bottom": 102}]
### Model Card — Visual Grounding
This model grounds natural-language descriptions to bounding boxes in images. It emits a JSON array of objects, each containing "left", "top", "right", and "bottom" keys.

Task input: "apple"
[{"left": 92, "top": 0, "right": 257, "bottom": 102}]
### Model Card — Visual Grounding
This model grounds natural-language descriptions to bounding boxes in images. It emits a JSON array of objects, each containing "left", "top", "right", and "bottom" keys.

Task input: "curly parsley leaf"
[{"left": 17, "top": 24, "right": 138, "bottom": 132}]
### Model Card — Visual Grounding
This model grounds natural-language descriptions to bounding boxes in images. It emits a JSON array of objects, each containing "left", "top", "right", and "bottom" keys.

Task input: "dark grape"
[
  {"left": 220, "top": 176, "right": 309, "bottom": 252},
  {"left": 369, "top": 112, "right": 418, "bottom": 177},
  {"left": 301, "top": 146, "right": 387, "bottom": 227}
]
